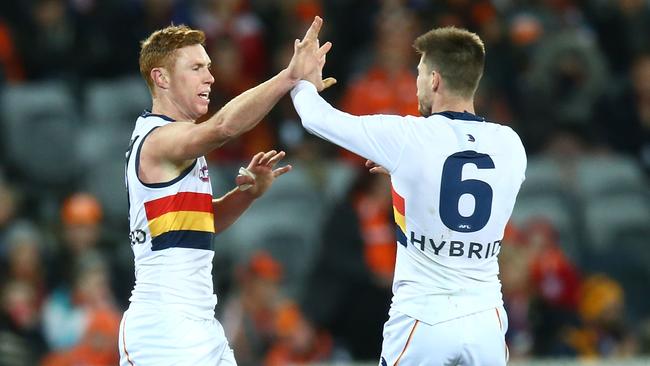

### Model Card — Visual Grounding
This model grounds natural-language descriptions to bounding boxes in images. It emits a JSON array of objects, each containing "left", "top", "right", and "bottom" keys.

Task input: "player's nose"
[{"left": 204, "top": 70, "right": 215, "bottom": 85}]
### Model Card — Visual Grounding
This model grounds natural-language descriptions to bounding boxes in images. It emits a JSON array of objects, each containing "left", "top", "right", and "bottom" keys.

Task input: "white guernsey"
[{"left": 291, "top": 79, "right": 526, "bottom": 364}]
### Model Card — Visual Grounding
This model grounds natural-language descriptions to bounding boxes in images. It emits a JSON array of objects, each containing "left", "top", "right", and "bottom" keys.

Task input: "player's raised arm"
[{"left": 143, "top": 17, "right": 328, "bottom": 166}]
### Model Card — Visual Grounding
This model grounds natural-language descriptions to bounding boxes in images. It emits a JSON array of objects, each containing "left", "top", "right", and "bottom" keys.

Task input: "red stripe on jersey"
[
  {"left": 144, "top": 192, "right": 213, "bottom": 220},
  {"left": 391, "top": 184, "right": 405, "bottom": 216}
]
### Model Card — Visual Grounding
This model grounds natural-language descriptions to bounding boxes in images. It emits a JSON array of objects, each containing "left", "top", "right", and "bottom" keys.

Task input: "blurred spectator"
[
  {"left": 194, "top": 0, "right": 267, "bottom": 80},
  {"left": 339, "top": 7, "right": 418, "bottom": 165},
  {"left": 49, "top": 192, "right": 131, "bottom": 308},
  {"left": 596, "top": 53, "right": 650, "bottom": 173},
  {"left": 0, "top": 19, "right": 24, "bottom": 83},
  {"left": 41, "top": 309, "right": 120, "bottom": 366},
  {"left": 302, "top": 173, "right": 393, "bottom": 360},
  {"left": 562, "top": 274, "right": 637, "bottom": 358},
  {"left": 1, "top": 222, "right": 48, "bottom": 305},
  {"left": 221, "top": 251, "right": 286, "bottom": 366},
  {"left": 265, "top": 302, "right": 337, "bottom": 366},
  {"left": 0, "top": 177, "right": 19, "bottom": 251},
  {"left": 500, "top": 222, "right": 534, "bottom": 359},
  {"left": 588, "top": 0, "right": 650, "bottom": 75},
  {"left": 524, "top": 218, "right": 582, "bottom": 356},
  {"left": 42, "top": 252, "right": 118, "bottom": 351},
  {"left": 13, "top": 0, "right": 77, "bottom": 80},
  {"left": 522, "top": 29, "right": 608, "bottom": 152},
  {"left": 0, "top": 280, "right": 48, "bottom": 366}
]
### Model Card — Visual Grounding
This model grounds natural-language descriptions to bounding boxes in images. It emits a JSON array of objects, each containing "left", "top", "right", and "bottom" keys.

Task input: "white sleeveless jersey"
[
  {"left": 125, "top": 112, "right": 217, "bottom": 320},
  {"left": 292, "top": 81, "right": 527, "bottom": 325}
]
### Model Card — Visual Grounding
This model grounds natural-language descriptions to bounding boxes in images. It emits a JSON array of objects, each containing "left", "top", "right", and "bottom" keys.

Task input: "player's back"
[{"left": 389, "top": 111, "right": 526, "bottom": 325}]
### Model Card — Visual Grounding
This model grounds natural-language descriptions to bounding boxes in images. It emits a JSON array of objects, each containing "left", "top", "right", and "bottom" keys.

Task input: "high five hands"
[{"left": 286, "top": 16, "right": 337, "bottom": 92}]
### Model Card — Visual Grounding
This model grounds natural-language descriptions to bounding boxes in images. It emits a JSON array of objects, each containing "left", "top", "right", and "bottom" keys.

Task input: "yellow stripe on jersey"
[
  {"left": 148, "top": 211, "right": 215, "bottom": 238},
  {"left": 393, "top": 207, "right": 406, "bottom": 233}
]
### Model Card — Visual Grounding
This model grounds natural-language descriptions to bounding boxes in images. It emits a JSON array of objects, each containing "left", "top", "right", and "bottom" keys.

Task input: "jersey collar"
[
  {"left": 433, "top": 110, "right": 485, "bottom": 122},
  {"left": 141, "top": 110, "right": 176, "bottom": 122}
]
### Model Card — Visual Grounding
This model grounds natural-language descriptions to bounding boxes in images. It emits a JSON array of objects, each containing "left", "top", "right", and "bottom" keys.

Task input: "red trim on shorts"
[
  {"left": 122, "top": 314, "right": 135, "bottom": 366},
  {"left": 394, "top": 320, "right": 419, "bottom": 366}
]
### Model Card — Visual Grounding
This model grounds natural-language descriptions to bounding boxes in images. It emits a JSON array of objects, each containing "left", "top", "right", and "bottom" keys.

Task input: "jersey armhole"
[{"left": 135, "top": 127, "right": 197, "bottom": 188}]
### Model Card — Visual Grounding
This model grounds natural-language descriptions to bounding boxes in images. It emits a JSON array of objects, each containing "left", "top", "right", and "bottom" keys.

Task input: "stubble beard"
[{"left": 418, "top": 99, "right": 432, "bottom": 117}]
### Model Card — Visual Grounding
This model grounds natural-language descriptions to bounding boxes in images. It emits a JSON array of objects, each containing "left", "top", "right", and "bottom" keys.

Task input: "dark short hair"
[{"left": 414, "top": 27, "right": 485, "bottom": 98}]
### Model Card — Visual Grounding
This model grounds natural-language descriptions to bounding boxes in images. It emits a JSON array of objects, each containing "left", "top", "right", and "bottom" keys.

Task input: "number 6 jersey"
[{"left": 291, "top": 81, "right": 526, "bottom": 325}]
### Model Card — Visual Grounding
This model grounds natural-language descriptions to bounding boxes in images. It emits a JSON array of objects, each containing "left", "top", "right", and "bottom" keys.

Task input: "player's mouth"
[{"left": 198, "top": 91, "right": 210, "bottom": 103}]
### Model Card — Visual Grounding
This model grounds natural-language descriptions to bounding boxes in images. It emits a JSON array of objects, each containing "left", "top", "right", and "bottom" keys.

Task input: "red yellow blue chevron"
[
  {"left": 144, "top": 192, "right": 215, "bottom": 251},
  {"left": 392, "top": 185, "right": 407, "bottom": 247}
]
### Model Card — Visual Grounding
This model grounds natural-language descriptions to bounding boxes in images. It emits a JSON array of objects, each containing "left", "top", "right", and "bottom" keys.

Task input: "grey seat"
[
  {"left": 575, "top": 155, "right": 646, "bottom": 198},
  {"left": 520, "top": 157, "right": 568, "bottom": 198},
  {"left": 85, "top": 76, "right": 151, "bottom": 126},
  {"left": 583, "top": 194, "right": 650, "bottom": 252},
  {"left": 1, "top": 82, "right": 79, "bottom": 185}
]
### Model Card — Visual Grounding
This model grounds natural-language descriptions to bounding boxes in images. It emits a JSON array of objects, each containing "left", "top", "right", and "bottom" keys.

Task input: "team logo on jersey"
[
  {"left": 380, "top": 357, "right": 387, "bottom": 366},
  {"left": 467, "top": 134, "right": 475, "bottom": 142},
  {"left": 199, "top": 165, "right": 210, "bottom": 182}
]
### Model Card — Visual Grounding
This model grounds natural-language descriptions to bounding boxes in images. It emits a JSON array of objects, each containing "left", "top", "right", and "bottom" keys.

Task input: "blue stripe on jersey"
[
  {"left": 141, "top": 110, "right": 176, "bottom": 122},
  {"left": 395, "top": 225, "right": 407, "bottom": 248},
  {"left": 151, "top": 230, "right": 214, "bottom": 251},
  {"left": 434, "top": 110, "right": 485, "bottom": 122}
]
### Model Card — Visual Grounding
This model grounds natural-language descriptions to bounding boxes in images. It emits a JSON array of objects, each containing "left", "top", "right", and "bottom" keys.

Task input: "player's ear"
[
  {"left": 431, "top": 70, "right": 440, "bottom": 92},
  {"left": 151, "top": 68, "right": 170, "bottom": 90}
]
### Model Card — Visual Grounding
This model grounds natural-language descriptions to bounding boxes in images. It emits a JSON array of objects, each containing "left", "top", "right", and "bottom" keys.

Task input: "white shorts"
[
  {"left": 118, "top": 307, "right": 236, "bottom": 366},
  {"left": 380, "top": 306, "right": 509, "bottom": 366}
]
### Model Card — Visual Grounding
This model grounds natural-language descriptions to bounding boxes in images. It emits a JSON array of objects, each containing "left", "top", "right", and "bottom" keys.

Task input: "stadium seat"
[
  {"left": 519, "top": 157, "right": 567, "bottom": 198},
  {"left": 1, "top": 82, "right": 80, "bottom": 185},
  {"left": 583, "top": 194, "right": 650, "bottom": 252},
  {"left": 575, "top": 155, "right": 646, "bottom": 198},
  {"left": 85, "top": 76, "right": 151, "bottom": 126}
]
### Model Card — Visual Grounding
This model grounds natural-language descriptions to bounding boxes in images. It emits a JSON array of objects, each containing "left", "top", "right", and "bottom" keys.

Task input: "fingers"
[
  {"left": 317, "top": 41, "right": 332, "bottom": 58},
  {"left": 250, "top": 150, "right": 287, "bottom": 167},
  {"left": 257, "top": 150, "right": 277, "bottom": 166},
  {"left": 366, "top": 159, "right": 377, "bottom": 168},
  {"left": 302, "top": 16, "right": 323, "bottom": 43},
  {"left": 322, "top": 77, "right": 337, "bottom": 90},
  {"left": 266, "top": 151, "right": 286, "bottom": 167},
  {"left": 248, "top": 152, "right": 264, "bottom": 168},
  {"left": 273, "top": 165, "right": 292, "bottom": 177}
]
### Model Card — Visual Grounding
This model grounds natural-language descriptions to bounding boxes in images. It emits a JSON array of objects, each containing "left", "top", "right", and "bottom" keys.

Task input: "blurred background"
[{"left": 0, "top": 0, "right": 649, "bottom": 365}]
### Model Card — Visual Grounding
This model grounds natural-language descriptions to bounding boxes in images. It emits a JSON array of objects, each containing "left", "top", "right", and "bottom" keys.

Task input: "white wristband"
[{"left": 237, "top": 167, "right": 256, "bottom": 191}]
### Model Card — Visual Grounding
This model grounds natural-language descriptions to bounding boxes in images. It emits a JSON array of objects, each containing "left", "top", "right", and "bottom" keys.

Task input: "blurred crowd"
[{"left": 0, "top": 0, "right": 650, "bottom": 365}]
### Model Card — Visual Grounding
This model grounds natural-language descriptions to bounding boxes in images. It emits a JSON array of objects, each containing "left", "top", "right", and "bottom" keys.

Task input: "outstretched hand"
[
  {"left": 236, "top": 150, "right": 292, "bottom": 198},
  {"left": 286, "top": 16, "right": 335, "bottom": 90}
]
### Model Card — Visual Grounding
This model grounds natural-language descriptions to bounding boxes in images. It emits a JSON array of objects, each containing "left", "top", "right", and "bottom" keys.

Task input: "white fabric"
[
  {"left": 380, "top": 307, "right": 508, "bottom": 366},
  {"left": 119, "top": 306, "right": 236, "bottom": 366},
  {"left": 291, "top": 80, "right": 526, "bottom": 326}
]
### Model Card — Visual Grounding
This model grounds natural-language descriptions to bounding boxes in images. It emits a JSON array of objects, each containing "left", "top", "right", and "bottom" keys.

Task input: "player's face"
[
  {"left": 416, "top": 55, "right": 434, "bottom": 117},
  {"left": 168, "top": 44, "right": 215, "bottom": 121}
]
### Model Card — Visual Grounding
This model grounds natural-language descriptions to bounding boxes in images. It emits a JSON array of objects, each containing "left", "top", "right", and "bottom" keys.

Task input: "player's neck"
[
  {"left": 431, "top": 95, "right": 475, "bottom": 115},
  {"left": 151, "top": 96, "right": 196, "bottom": 123}
]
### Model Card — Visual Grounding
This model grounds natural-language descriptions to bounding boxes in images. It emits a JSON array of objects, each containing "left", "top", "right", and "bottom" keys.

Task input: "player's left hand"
[{"left": 236, "top": 150, "right": 292, "bottom": 198}]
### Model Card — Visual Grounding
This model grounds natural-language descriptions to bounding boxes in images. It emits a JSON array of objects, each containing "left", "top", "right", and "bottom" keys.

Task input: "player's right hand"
[{"left": 366, "top": 160, "right": 389, "bottom": 175}]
